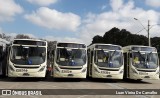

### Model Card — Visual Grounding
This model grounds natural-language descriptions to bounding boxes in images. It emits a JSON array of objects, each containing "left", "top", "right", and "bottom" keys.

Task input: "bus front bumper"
[
  {"left": 92, "top": 72, "right": 123, "bottom": 79},
  {"left": 53, "top": 71, "right": 86, "bottom": 78},
  {"left": 8, "top": 71, "right": 46, "bottom": 78},
  {"left": 130, "top": 73, "right": 159, "bottom": 80}
]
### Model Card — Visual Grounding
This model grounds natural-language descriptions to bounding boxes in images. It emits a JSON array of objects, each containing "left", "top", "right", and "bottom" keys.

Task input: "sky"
[{"left": 0, "top": 0, "right": 160, "bottom": 45}]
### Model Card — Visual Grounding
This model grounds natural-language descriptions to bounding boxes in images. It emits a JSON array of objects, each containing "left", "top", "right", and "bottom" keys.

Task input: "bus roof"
[
  {"left": 57, "top": 42, "right": 86, "bottom": 45},
  {"left": 123, "top": 45, "right": 156, "bottom": 49},
  {"left": 88, "top": 43, "right": 122, "bottom": 48},
  {"left": 12, "top": 39, "right": 47, "bottom": 46},
  {"left": 56, "top": 42, "right": 86, "bottom": 48},
  {"left": 123, "top": 45, "right": 157, "bottom": 52},
  {"left": 13, "top": 39, "right": 47, "bottom": 42}
]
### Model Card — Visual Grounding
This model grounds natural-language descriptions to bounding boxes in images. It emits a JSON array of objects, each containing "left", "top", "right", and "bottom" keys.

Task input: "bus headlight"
[
  {"left": 81, "top": 68, "right": 87, "bottom": 73},
  {"left": 119, "top": 69, "right": 123, "bottom": 74},
  {"left": 38, "top": 66, "right": 46, "bottom": 72},
  {"left": 156, "top": 70, "right": 159, "bottom": 75},
  {"left": 9, "top": 65, "right": 15, "bottom": 71}
]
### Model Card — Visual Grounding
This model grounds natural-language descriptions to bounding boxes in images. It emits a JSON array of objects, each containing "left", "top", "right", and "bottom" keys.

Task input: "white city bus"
[
  {"left": 0, "top": 46, "right": 7, "bottom": 77},
  {"left": 50, "top": 42, "right": 87, "bottom": 78},
  {"left": 0, "top": 38, "right": 10, "bottom": 77},
  {"left": 123, "top": 45, "right": 159, "bottom": 80},
  {"left": 7, "top": 39, "right": 48, "bottom": 78},
  {"left": 87, "top": 44, "right": 124, "bottom": 79}
]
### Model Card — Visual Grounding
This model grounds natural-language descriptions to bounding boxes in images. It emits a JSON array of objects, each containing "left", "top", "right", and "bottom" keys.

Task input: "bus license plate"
[
  {"left": 62, "top": 70, "right": 72, "bottom": 73},
  {"left": 16, "top": 69, "right": 28, "bottom": 72},
  {"left": 101, "top": 71, "right": 110, "bottom": 74}
]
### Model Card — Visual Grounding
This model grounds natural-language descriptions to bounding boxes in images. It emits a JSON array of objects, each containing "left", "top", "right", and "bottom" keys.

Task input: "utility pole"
[
  {"left": 148, "top": 20, "right": 151, "bottom": 46},
  {"left": 134, "top": 18, "right": 160, "bottom": 46},
  {"left": 134, "top": 18, "right": 151, "bottom": 46}
]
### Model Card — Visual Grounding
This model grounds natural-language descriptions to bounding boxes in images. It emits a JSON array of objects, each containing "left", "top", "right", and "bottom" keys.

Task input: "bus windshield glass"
[
  {"left": 56, "top": 48, "right": 86, "bottom": 66},
  {"left": 132, "top": 52, "right": 158, "bottom": 69},
  {"left": 10, "top": 46, "right": 46, "bottom": 65},
  {"left": 94, "top": 50, "right": 123, "bottom": 68}
]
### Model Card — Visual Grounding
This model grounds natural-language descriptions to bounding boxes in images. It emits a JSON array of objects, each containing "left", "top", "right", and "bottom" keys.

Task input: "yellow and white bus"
[
  {"left": 87, "top": 44, "right": 124, "bottom": 79},
  {"left": 123, "top": 45, "right": 159, "bottom": 80},
  {"left": 50, "top": 42, "right": 87, "bottom": 78},
  {"left": 7, "top": 39, "right": 48, "bottom": 78}
]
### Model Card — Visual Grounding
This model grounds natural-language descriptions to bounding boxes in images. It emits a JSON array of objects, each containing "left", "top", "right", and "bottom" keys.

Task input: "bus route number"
[
  {"left": 16, "top": 69, "right": 28, "bottom": 72},
  {"left": 101, "top": 71, "right": 110, "bottom": 74}
]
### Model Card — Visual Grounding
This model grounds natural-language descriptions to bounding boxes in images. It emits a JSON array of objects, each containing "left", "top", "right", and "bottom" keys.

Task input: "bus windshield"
[
  {"left": 132, "top": 52, "right": 158, "bottom": 69},
  {"left": 10, "top": 46, "right": 46, "bottom": 65},
  {"left": 56, "top": 48, "right": 86, "bottom": 66},
  {"left": 94, "top": 50, "right": 123, "bottom": 68}
]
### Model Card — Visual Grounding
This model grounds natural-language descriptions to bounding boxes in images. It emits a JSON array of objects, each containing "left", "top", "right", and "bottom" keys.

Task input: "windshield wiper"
[
  {"left": 64, "top": 48, "right": 72, "bottom": 58},
  {"left": 108, "top": 50, "right": 117, "bottom": 67},
  {"left": 110, "top": 50, "right": 116, "bottom": 61},
  {"left": 137, "top": 51, "right": 145, "bottom": 61},
  {"left": 100, "top": 49, "right": 107, "bottom": 57},
  {"left": 138, "top": 51, "right": 152, "bottom": 68},
  {"left": 146, "top": 52, "right": 152, "bottom": 62}
]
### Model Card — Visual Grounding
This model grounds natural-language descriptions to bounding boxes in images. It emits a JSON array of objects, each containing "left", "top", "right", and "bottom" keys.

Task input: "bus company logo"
[{"left": 2, "top": 90, "right": 11, "bottom": 95}]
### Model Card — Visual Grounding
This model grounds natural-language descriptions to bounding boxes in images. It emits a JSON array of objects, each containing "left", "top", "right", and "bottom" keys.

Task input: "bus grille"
[
  {"left": 14, "top": 66, "right": 39, "bottom": 69},
  {"left": 59, "top": 67, "right": 82, "bottom": 70},
  {"left": 137, "top": 69, "right": 156, "bottom": 72},
  {"left": 99, "top": 68, "right": 119, "bottom": 71}
]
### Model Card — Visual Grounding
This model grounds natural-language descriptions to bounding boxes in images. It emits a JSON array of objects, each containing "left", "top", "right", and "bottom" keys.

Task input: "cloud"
[
  {"left": 0, "top": 28, "right": 2, "bottom": 33},
  {"left": 44, "top": 36, "right": 84, "bottom": 43},
  {"left": 145, "top": 0, "right": 160, "bottom": 8},
  {"left": 24, "top": 33, "right": 36, "bottom": 38},
  {"left": 8, "top": 33, "right": 36, "bottom": 41},
  {"left": 27, "top": 0, "right": 57, "bottom": 6},
  {"left": 25, "top": 7, "right": 81, "bottom": 32},
  {"left": 101, "top": 5, "right": 107, "bottom": 10},
  {"left": 0, "top": 0, "right": 23, "bottom": 22},
  {"left": 77, "top": 0, "right": 160, "bottom": 45},
  {"left": 0, "top": 27, "right": 37, "bottom": 41},
  {"left": 110, "top": 0, "right": 123, "bottom": 11}
]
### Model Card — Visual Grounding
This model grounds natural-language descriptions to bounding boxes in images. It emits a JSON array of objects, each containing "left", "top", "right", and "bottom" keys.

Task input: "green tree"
[{"left": 92, "top": 27, "right": 148, "bottom": 47}]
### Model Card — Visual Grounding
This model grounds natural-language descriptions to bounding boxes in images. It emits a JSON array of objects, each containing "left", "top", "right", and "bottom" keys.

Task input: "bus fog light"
[
  {"left": 81, "top": 68, "right": 87, "bottom": 72},
  {"left": 119, "top": 69, "right": 123, "bottom": 74},
  {"left": 156, "top": 71, "right": 159, "bottom": 75},
  {"left": 38, "top": 66, "right": 46, "bottom": 72}
]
